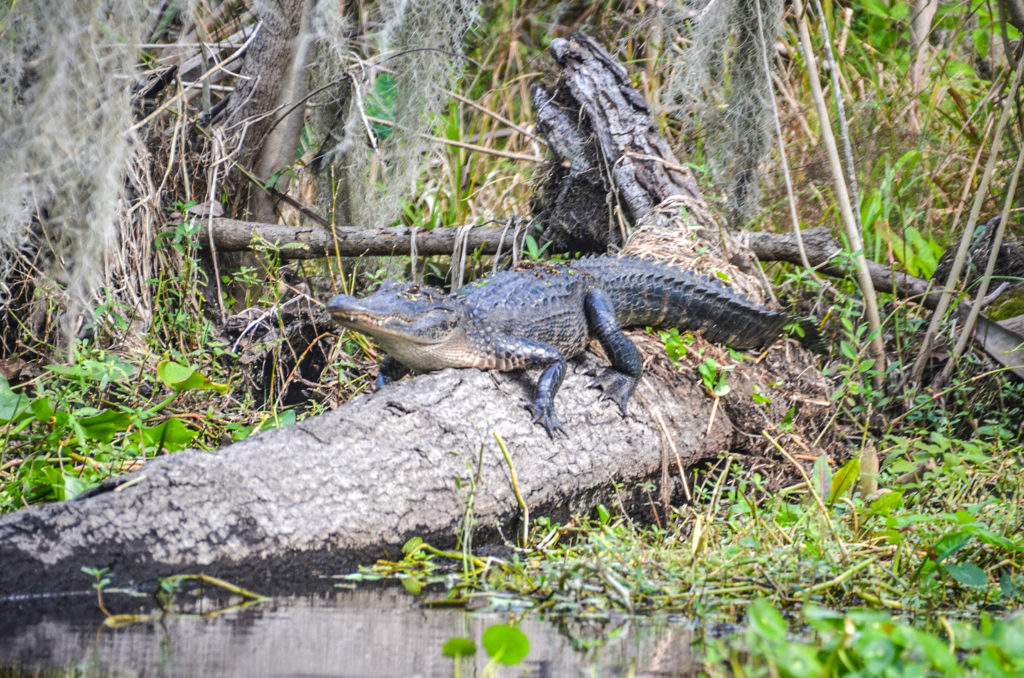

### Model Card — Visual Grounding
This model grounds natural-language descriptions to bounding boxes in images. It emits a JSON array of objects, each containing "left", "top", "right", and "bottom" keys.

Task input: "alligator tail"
[{"left": 576, "top": 256, "right": 791, "bottom": 350}]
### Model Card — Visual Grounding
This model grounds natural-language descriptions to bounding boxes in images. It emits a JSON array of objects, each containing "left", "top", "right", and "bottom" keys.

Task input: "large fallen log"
[{"left": 1, "top": 345, "right": 823, "bottom": 597}]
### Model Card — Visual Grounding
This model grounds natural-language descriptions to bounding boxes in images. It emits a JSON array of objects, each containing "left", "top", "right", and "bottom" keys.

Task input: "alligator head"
[{"left": 327, "top": 281, "right": 468, "bottom": 371}]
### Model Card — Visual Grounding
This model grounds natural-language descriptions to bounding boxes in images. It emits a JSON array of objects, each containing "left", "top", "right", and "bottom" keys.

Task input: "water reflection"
[{"left": 0, "top": 587, "right": 699, "bottom": 676}]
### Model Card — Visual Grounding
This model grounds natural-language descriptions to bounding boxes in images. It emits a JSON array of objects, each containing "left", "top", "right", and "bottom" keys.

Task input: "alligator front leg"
[
  {"left": 494, "top": 336, "right": 568, "bottom": 437},
  {"left": 376, "top": 356, "right": 410, "bottom": 388},
  {"left": 584, "top": 289, "right": 643, "bottom": 414}
]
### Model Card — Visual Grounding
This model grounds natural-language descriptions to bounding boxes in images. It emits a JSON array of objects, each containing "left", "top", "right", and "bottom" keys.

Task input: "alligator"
[{"left": 327, "top": 256, "right": 794, "bottom": 436}]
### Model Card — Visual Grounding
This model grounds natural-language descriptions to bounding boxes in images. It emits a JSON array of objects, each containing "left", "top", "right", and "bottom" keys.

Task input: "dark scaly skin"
[{"left": 326, "top": 256, "right": 791, "bottom": 436}]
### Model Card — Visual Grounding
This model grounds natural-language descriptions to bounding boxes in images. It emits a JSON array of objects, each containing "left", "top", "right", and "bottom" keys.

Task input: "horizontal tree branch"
[
  {"left": 200, "top": 218, "right": 939, "bottom": 308},
  {"left": 745, "top": 227, "right": 938, "bottom": 308},
  {"left": 197, "top": 217, "right": 525, "bottom": 258}
]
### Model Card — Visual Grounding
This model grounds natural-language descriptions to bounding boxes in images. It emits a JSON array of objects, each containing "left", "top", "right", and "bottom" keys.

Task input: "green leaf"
[
  {"left": 747, "top": 598, "right": 787, "bottom": 642},
  {"left": 441, "top": 637, "right": 476, "bottom": 658},
  {"left": 401, "top": 576, "right": 422, "bottom": 595},
  {"left": 45, "top": 357, "right": 134, "bottom": 383},
  {"left": 141, "top": 418, "right": 197, "bottom": 452},
  {"left": 868, "top": 490, "right": 903, "bottom": 517},
  {"left": 482, "top": 624, "right": 529, "bottom": 665},
  {"left": 964, "top": 525, "right": 1024, "bottom": 552},
  {"left": 157, "top": 360, "right": 228, "bottom": 394},
  {"left": 30, "top": 397, "right": 53, "bottom": 422},
  {"left": 933, "top": 531, "right": 971, "bottom": 563},
  {"left": 803, "top": 605, "right": 845, "bottom": 633},
  {"left": 811, "top": 454, "right": 832, "bottom": 504},
  {"left": 62, "top": 474, "right": 95, "bottom": 501},
  {"left": 596, "top": 503, "right": 611, "bottom": 525},
  {"left": 365, "top": 73, "right": 396, "bottom": 140},
  {"left": 854, "top": 633, "right": 896, "bottom": 673},
  {"left": 0, "top": 376, "right": 32, "bottom": 424},
  {"left": 1000, "top": 572, "right": 1021, "bottom": 600},
  {"left": 828, "top": 457, "right": 859, "bottom": 506},
  {"left": 78, "top": 410, "right": 133, "bottom": 443},
  {"left": 945, "top": 562, "right": 989, "bottom": 588},
  {"left": 259, "top": 409, "right": 296, "bottom": 431},
  {"left": 402, "top": 536, "right": 423, "bottom": 555},
  {"left": 776, "top": 642, "right": 823, "bottom": 678}
]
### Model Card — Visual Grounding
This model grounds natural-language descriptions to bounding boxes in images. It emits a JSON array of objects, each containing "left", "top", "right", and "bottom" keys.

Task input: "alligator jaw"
[{"left": 326, "top": 289, "right": 462, "bottom": 348}]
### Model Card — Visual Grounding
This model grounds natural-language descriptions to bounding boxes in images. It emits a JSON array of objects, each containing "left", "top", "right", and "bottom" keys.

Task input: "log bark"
[{"left": 0, "top": 350, "right": 741, "bottom": 596}]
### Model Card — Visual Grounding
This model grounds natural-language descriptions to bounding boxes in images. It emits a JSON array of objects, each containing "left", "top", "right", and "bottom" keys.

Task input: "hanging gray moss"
[{"left": 0, "top": 1, "right": 157, "bottom": 330}]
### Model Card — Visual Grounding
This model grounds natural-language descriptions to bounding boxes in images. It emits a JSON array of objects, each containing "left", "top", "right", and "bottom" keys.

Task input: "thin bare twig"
[
  {"left": 941, "top": 142, "right": 1024, "bottom": 379},
  {"left": 910, "top": 54, "right": 1024, "bottom": 384},
  {"left": 793, "top": 0, "right": 886, "bottom": 388},
  {"left": 128, "top": 21, "right": 262, "bottom": 133}
]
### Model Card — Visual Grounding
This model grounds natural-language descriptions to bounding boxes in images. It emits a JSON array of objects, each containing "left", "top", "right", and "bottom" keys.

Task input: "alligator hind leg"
[{"left": 584, "top": 289, "right": 642, "bottom": 414}]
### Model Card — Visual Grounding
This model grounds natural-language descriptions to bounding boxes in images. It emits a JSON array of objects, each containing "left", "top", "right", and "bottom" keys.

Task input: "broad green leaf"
[
  {"left": 401, "top": 576, "right": 422, "bottom": 595},
  {"left": 62, "top": 474, "right": 95, "bottom": 501},
  {"left": 45, "top": 357, "right": 134, "bottom": 383},
  {"left": 0, "top": 376, "right": 32, "bottom": 424},
  {"left": 853, "top": 634, "right": 896, "bottom": 674},
  {"left": 141, "top": 418, "right": 197, "bottom": 452},
  {"left": 747, "top": 598, "right": 787, "bottom": 642},
  {"left": 811, "top": 454, "right": 831, "bottom": 504},
  {"left": 964, "top": 525, "right": 1024, "bottom": 552},
  {"left": 30, "top": 397, "right": 53, "bottom": 422},
  {"left": 157, "top": 360, "right": 228, "bottom": 394},
  {"left": 365, "top": 73, "right": 396, "bottom": 140},
  {"left": 933, "top": 531, "right": 971, "bottom": 562},
  {"left": 402, "top": 536, "right": 423, "bottom": 555},
  {"left": 803, "top": 605, "right": 844, "bottom": 633},
  {"left": 441, "top": 637, "right": 476, "bottom": 658},
  {"left": 828, "top": 457, "right": 859, "bottom": 506},
  {"left": 945, "top": 562, "right": 989, "bottom": 588},
  {"left": 259, "top": 409, "right": 296, "bottom": 431},
  {"left": 78, "top": 410, "right": 133, "bottom": 443},
  {"left": 776, "top": 642, "right": 823, "bottom": 678},
  {"left": 868, "top": 490, "right": 903, "bottom": 517},
  {"left": 482, "top": 624, "right": 529, "bottom": 665}
]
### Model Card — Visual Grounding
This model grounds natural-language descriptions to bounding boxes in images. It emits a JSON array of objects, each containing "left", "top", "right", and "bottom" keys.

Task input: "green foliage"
[
  {"left": 365, "top": 73, "right": 397, "bottom": 140},
  {"left": 481, "top": 624, "right": 529, "bottom": 665},
  {"left": 441, "top": 636, "right": 476, "bottom": 658},
  {"left": 698, "top": 357, "right": 733, "bottom": 397},
  {"left": 704, "top": 600, "right": 1024, "bottom": 677},
  {"left": 0, "top": 350, "right": 240, "bottom": 510},
  {"left": 441, "top": 623, "right": 529, "bottom": 676},
  {"left": 658, "top": 327, "right": 694, "bottom": 365}
]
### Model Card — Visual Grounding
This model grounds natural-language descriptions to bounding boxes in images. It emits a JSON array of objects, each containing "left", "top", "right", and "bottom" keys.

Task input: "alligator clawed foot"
[
  {"left": 526, "top": 401, "right": 567, "bottom": 438},
  {"left": 587, "top": 369, "right": 636, "bottom": 416}
]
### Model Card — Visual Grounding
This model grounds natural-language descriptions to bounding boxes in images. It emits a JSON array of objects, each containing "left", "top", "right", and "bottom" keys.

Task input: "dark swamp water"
[{"left": 0, "top": 586, "right": 704, "bottom": 676}]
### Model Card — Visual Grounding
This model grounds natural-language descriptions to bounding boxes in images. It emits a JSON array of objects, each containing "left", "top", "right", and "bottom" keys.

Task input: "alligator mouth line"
[{"left": 332, "top": 311, "right": 445, "bottom": 344}]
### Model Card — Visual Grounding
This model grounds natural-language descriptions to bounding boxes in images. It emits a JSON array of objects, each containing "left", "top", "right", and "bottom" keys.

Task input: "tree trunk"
[{"left": 225, "top": 0, "right": 314, "bottom": 222}]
